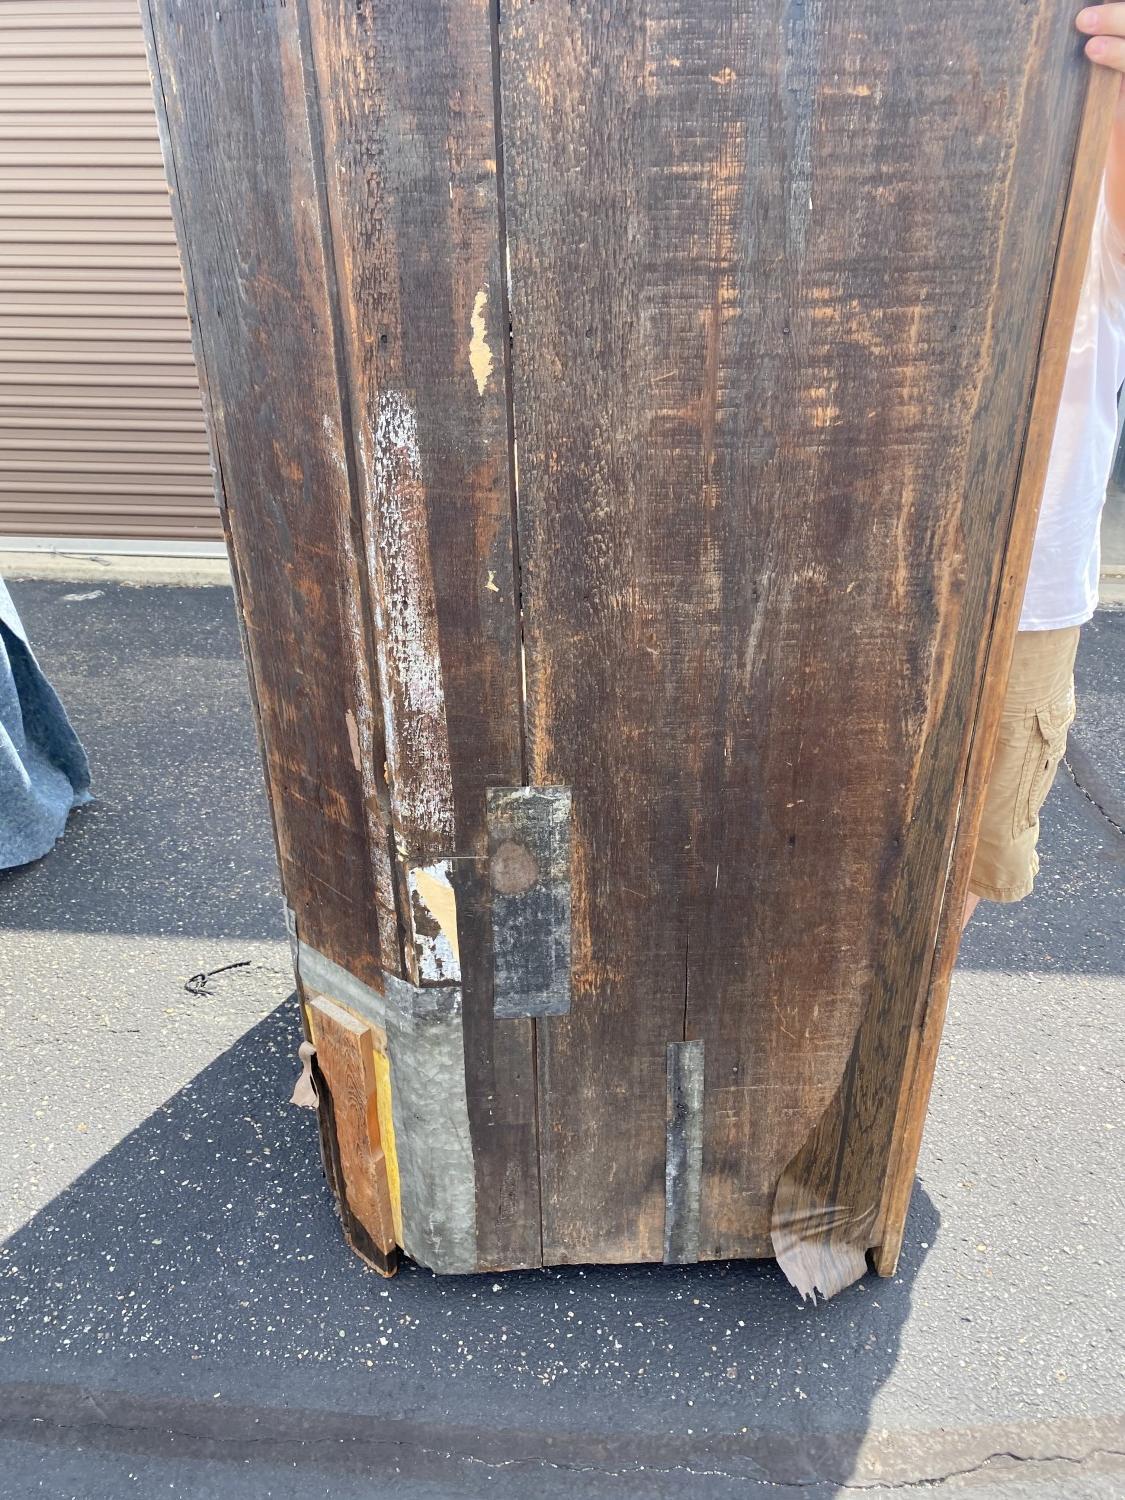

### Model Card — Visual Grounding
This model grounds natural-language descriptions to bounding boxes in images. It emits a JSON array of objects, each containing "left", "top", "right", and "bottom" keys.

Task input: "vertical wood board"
[
  {"left": 498, "top": 0, "right": 1095, "bottom": 1269},
  {"left": 303, "top": 0, "right": 540, "bottom": 1269},
  {"left": 144, "top": 0, "right": 542, "bottom": 1270},
  {"left": 143, "top": 0, "right": 396, "bottom": 986}
]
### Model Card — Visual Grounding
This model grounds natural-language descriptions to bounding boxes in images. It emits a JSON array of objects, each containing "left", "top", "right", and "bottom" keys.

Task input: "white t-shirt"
[{"left": 1020, "top": 174, "right": 1125, "bottom": 631}]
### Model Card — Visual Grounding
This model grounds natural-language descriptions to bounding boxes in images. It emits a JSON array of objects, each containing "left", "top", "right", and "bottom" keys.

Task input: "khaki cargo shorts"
[{"left": 968, "top": 625, "right": 1079, "bottom": 903}]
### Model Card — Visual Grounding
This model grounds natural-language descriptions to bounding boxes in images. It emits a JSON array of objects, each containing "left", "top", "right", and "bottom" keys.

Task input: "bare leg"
[{"left": 961, "top": 891, "right": 980, "bottom": 930}]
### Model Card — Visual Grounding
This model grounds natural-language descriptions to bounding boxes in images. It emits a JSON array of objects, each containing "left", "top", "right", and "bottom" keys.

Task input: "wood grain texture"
[
  {"left": 499, "top": 0, "right": 1095, "bottom": 1271},
  {"left": 872, "top": 61, "right": 1121, "bottom": 1281},
  {"left": 767, "top": 9, "right": 1101, "bottom": 1299},
  {"left": 308, "top": 996, "right": 398, "bottom": 1272},
  {"left": 141, "top": 0, "right": 399, "bottom": 986},
  {"left": 149, "top": 0, "right": 1099, "bottom": 1281},
  {"left": 302, "top": 0, "right": 541, "bottom": 1269},
  {"left": 501, "top": 0, "right": 697, "bottom": 1263}
]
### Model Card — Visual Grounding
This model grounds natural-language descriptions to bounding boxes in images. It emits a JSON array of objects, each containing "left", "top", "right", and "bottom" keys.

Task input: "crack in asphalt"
[{"left": 835, "top": 1445, "right": 1125, "bottom": 1493}]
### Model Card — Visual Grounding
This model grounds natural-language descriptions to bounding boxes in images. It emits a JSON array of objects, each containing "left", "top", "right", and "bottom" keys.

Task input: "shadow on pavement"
[{"left": 0, "top": 996, "right": 938, "bottom": 1497}]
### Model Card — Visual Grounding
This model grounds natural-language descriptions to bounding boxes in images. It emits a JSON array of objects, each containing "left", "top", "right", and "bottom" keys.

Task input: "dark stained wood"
[
  {"left": 145, "top": 0, "right": 542, "bottom": 1271},
  {"left": 141, "top": 0, "right": 399, "bottom": 986},
  {"left": 773, "top": 33, "right": 1112, "bottom": 1301},
  {"left": 500, "top": 0, "right": 701, "bottom": 1263},
  {"left": 499, "top": 0, "right": 1098, "bottom": 1273},
  {"left": 302, "top": 0, "right": 542, "bottom": 1270},
  {"left": 147, "top": 0, "right": 1101, "bottom": 1284},
  {"left": 307, "top": 996, "right": 399, "bottom": 1275},
  {"left": 873, "top": 63, "right": 1120, "bottom": 1280},
  {"left": 762, "top": 22, "right": 1107, "bottom": 1293}
]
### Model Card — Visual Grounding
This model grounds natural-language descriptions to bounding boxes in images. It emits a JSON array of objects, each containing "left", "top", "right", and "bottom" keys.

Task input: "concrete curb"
[{"left": 0, "top": 551, "right": 232, "bottom": 587}]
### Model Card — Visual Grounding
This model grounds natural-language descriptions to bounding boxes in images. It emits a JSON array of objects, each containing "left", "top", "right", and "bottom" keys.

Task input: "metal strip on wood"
[
  {"left": 663, "top": 1040, "right": 704, "bottom": 1266},
  {"left": 487, "top": 786, "right": 572, "bottom": 1018}
]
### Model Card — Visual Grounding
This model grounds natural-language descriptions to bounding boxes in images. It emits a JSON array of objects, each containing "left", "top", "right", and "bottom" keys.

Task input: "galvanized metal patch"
[
  {"left": 288, "top": 914, "right": 477, "bottom": 1273},
  {"left": 291, "top": 932, "right": 395, "bottom": 1033},
  {"left": 486, "top": 785, "right": 572, "bottom": 1017},
  {"left": 663, "top": 1039, "right": 704, "bottom": 1265},
  {"left": 288, "top": 918, "right": 461, "bottom": 1037},
  {"left": 384, "top": 997, "right": 477, "bottom": 1274}
]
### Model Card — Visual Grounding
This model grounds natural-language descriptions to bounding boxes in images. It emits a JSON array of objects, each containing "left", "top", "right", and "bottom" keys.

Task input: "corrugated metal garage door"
[{"left": 0, "top": 0, "right": 220, "bottom": 545}]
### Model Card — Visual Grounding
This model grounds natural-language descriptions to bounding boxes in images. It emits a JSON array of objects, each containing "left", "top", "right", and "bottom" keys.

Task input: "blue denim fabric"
[{"left": 0, "top": 577, "right": 91, "bottom": 868}]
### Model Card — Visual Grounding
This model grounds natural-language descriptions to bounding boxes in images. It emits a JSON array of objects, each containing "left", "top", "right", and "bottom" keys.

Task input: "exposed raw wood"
[{"left": 307, "top": 995, "right": 398, "bottom": 1275}]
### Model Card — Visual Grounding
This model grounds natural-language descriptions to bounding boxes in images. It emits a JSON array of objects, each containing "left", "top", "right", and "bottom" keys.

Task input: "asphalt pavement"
[{"left": 0, "top": 576, "right": 1121, "bottom": 1499}]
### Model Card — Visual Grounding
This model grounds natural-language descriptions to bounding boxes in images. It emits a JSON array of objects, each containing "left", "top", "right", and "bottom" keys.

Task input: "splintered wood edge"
[{"left": 872, "top": 61, "right": 1120, "bottom": 1279}]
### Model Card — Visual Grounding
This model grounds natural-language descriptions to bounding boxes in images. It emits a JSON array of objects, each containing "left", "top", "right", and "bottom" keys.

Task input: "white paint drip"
[
  {"left": 360, "top": 392, "right": 456, "bottom": 849},
  {"left": 321, "top": 412, "right": 349, "bottom": 478},
  {"left": 336, "top": 477, "right": 401, "bottom": 950}
]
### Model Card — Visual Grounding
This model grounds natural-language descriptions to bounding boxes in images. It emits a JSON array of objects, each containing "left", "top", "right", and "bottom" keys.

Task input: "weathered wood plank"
[
  {"left": 500, "top": 0, "right": 703, "bottom": 1264},
  {"left": 141, "top": 0, "right": 399, "bottom": 985},
  {"left": 499, "top": 0, "right": 1096, "bottom": 1273},
  {"left": 771, "top": 10, "right": 1104, "bottom": 1300},
  {"left": 302, "top": 0, "right": 542, "bottom": 1269},
  {"left": 872, "top": 62, "right": 1120, "bottom": 1281}
]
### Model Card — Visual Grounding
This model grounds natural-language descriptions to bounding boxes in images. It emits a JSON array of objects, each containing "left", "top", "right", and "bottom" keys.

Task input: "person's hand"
[
  {"left": 1077, "top": 5, "right": 1125, "bottom": 105},
  {"left": 1079, "top": 7, "right": 1125, "bottom": 242}
]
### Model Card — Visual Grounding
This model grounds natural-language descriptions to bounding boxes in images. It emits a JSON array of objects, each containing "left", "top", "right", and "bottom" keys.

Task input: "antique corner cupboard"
[{"left": 142, "top": 0, "right": 1112, "bottom": 1297}]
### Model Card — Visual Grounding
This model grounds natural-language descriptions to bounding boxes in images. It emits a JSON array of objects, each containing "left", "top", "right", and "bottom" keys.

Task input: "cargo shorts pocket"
[{"left": 1013, "top": 690, "right": 1075, "bottom": 837}]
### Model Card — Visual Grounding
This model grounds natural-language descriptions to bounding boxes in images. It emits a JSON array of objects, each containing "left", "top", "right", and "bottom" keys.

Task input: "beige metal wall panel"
[{"left": 0, "top": 0, "right": 219, "bottom": 542}]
